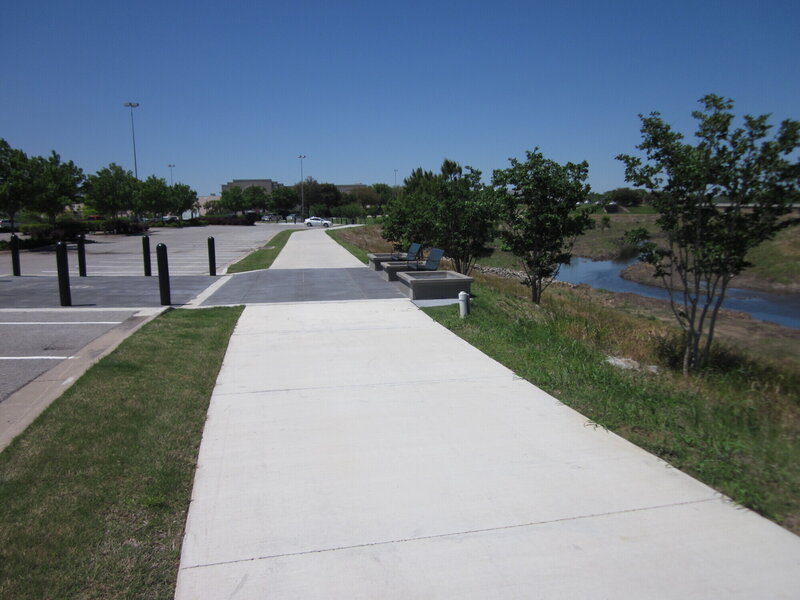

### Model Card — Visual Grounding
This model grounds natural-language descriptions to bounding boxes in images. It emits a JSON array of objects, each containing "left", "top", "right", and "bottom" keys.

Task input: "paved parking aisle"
[
  {"left": 0, "top": 275, "right": 216, "bottom": 309},
  {"left": 0, "top": 309, "right": 137, "bottom": 401},
  {"left": 0, "top": 224, "right": 303, "bottom": 277}
]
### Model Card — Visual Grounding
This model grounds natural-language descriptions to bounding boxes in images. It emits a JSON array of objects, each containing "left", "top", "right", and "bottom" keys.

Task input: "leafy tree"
[
  {"left": 137, "top": 175, "right": 170, "bottom": 217},
  {"left": 308, "top": 203, "right": 328, "bottom": 218},
  {"left": 492, "top": 148, "right": 593, "bottom": 304},
  {"left": 349, "top": 186, "right": 380, "bottom": 211},
  {"left": 242, "top": 185, "right": 268, "bottom": 212},
  {"left": 170, "top": 183, "right": 198, "bottom": 218},
  {"left": 219, "top": 186, "right": 246, "bottom": 214},
  {"left": 0, "top": 140, "right": 40, "bottom": 230},
  {"left": 337, "top": 202, "right": 366, "bottom": 222},
  {"left": 605, "top": 187, "right": 646, "bottom": 207},
  {"left": 371, "top": 183, "right": 395, "bottom": 214},
  {"left": 31, "top": 151, "right": 84, "bottom": 224},
  {"left": 617, "top": 94, "right": 800, "bottom": 375},
  {"left": 381, "top": 167, "right": 438, "bottom": 250},
  {"left": 382, "top": 160, "right": 497, "bottom": 274},
  {"left": 295, "top": 177, "right": 320, "bottom": 216},
  {"left": 318, "top": 183, "right": 342, "bottom": 214},
  {"left": 82, "top": 163, "right": 139, "bottom": 225},
  {"left": 204, "top": 198, "right": 225, "bottom": 215},
  {"left": 430, "top": 162, "right": 496, "bottom": 274},
  {"left": 269, "top": 186, "right": 299, "bottom": 216}
]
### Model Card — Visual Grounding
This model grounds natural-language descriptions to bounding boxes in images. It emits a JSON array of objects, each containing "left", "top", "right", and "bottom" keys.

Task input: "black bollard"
[
  {"left": 142, "top": 235, "right": 151, "bottom": 276},
  {"left": 208, "top": 236, "right": 216, "bottom": 276},
  {"left": 10, "top": 234, "right": 21, "bottom": 276},
  {"left": 56, "top": 242, "right": 72, "bottom": 306},
  {"left": 156, "top": 243, "right": 171, "bottom": 305},
  {"left": 77, "top": 234, "right": 87, "bottom": 277}
]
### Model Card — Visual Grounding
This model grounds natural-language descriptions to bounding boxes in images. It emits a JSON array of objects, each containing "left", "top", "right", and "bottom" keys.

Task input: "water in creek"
[{"left": 555, "top": 257, "right": 800, "bottom": 330}]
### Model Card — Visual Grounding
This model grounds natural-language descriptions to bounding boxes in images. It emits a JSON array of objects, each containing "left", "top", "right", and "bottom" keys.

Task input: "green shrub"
[
  {"left": 99, "top": 218, "right": 149, "bottom": 235},
  {"left": 20, "top": 223, "right": 54, "bottom": 240}
]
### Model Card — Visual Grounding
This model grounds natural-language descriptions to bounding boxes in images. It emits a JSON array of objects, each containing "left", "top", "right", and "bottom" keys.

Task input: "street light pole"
[
  {"left": 123, "top": 102, "right": 140, "bottom": 179},
  {"left": 394, "top": 169, "right": 398, "bottom": 187},
  {"left": 297, "top": 154, "right": 306, "bottom": 217},
  {"left": 168, "top": 164, "right": 175, "bottom": 185}
]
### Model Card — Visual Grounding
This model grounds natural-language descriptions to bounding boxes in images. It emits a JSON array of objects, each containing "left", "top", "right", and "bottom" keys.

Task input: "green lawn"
[
  {"left": 226, "top": 229, "right": 294, "bottom": 272},
  {"left": 0, "top": 307, "right": 243, "bottom": 599},
  {"left": 326, "top": 228, "right": 370, "bottom": 263}
]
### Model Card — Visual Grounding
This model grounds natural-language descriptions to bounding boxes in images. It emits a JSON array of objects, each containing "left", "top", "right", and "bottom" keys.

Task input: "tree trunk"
[{"left": 531, "top": 279, "right": 542, "bottom": 304}]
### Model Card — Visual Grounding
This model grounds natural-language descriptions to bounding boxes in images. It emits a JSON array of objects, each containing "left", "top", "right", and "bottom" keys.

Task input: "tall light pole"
[
  {"left": 297, "top": 154, "right": 306, "bottom": 217},
  {"left": 123, "top": 102, "right": 140, "bottom": 179},
  {"left": 394, "top": 169, "right": 398, "bottom": 187},
  {"left": 168, "top": 164, "right": 175, "bottom": 185}
]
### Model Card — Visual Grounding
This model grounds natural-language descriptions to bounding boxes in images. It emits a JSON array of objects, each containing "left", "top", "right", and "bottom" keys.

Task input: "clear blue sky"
[{"left": 2, "top": 0, "right": 798, "bottom": 196}]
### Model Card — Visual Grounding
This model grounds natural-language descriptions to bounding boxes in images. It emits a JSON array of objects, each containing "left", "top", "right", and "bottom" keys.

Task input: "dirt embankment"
[{"left": 619, "top": 261, "right": 800, "bottom": 295}]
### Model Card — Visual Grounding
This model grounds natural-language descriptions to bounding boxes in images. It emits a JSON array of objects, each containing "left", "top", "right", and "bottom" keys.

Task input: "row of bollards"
[{"left": 8, "top": 234, "right": 218, "bottom": 307}]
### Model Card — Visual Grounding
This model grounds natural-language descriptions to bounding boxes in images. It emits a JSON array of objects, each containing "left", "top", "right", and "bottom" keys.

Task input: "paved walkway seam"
[
  {"left": 182, "top": 497, "right": 722, "bottom": 571},
  {"left": 211, "top": 373, "right": 521, "bottom": 398},
  {"left": 186, "top": 275, "right": 231, "bottom": 306}
]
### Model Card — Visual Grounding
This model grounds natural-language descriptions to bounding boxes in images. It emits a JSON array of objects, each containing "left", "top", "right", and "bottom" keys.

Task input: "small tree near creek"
[
  {"left": 492, "top": 148, "right": 593, "bottom": 304},
  {"left": 617, "top": 94, "right": 800, "bottom": 376}
]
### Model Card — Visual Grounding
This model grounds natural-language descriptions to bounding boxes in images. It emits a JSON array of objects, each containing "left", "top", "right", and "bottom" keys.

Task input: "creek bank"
[{"left": 620, "top": 261, "right": 800, "bottom": 295}]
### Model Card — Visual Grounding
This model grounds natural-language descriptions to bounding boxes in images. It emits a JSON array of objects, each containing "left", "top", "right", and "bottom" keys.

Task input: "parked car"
[
  {"left": 161, "top": 215, "right": 179, "bottom": 223},
  {"left": 260, "top": 214, "right": 278, "bottom": 222},
  {"left": 304, "top": 216, "right": 332, "bottom": 228}
]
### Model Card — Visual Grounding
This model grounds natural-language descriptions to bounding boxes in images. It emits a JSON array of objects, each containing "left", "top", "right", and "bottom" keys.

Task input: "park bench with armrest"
[
  {"left": 380, "top": 247, "right": 445, "bottom": 281},
  {"left": 367, "top": 243, "right": 421, "bottom": 271}
]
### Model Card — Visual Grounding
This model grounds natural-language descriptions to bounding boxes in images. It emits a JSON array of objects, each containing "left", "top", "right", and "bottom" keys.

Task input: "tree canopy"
[
  {"left": 617, "top": 94, "right": 800, "bottom": 375},
  {"left": 83, "top": 163, "right": 140, "bottom": 225},
  {"left": 0, "top": 140, "right": 39, "bottom": 229},
  {"left": 382, "top": 159, "right": 496, "bottom": 274},
  {"left": 492, "top": 148, "right": 593, "bottom": 303}
]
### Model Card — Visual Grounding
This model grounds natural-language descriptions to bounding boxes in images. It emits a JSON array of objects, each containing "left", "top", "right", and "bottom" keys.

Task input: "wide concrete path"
[{"left": 175, "top": 229, "right": 800, "bottom": 599}]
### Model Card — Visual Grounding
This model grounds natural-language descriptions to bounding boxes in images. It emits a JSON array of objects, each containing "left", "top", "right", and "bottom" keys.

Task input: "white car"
[{"left": 304, "top": 216, "right": 332, "bottom": 228}]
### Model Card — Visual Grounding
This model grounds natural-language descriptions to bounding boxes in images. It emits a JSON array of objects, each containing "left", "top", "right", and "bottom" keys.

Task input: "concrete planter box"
[
  {"left": 397, "top": 270, "right": 473, "bottom": 300},
  {"left": 381, "top": 261, "right": 425, "bottom": 281},
  {"left": 367, "top": 253, "right": 407, "bottom": 271}
]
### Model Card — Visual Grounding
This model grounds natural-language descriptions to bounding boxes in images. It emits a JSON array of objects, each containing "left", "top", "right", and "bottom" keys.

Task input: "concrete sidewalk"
[{"left": 175, "top": 229, "right": 800, "bottom": 599}]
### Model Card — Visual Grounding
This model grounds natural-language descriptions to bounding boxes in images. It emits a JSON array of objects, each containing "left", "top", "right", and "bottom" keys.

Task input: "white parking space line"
[
  {"left": 0, "top": 322, "right": 123, "bottom": 325},
  {"left": 0, "top": 356, "right": 72, "bottom": 360}
]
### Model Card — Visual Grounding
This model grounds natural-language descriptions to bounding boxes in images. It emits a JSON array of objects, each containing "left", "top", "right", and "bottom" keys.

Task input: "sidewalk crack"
[{"left": 182, "top": 497, "right": 720, "bottom": 571}]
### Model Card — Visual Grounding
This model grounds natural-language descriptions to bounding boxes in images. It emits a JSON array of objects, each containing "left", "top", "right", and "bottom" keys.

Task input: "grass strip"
[
  {"left": 0, "top": 306, "right": 243, "bottom": 599},
  {"left": 422, "top": 284, "right": 799, "bottom": 533},
  {"left": 227, "top": 229, "right": 294, "bottom": 272},
  {"left": 326, "top": 228, "right": 370, "bottom": 264}
]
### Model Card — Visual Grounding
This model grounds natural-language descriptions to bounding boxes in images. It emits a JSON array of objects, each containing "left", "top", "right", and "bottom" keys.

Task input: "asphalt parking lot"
[
  {"left": 0, "top": 223, "right": 303, "bottom": 441},
  {"left": 0, "top": 223, "right": 303, "bottom": 277},
  {"left": 0, "top": 308, "right": 139, "bottom": 402}
]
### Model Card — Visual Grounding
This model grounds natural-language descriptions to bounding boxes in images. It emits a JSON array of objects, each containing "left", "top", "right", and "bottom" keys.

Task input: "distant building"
[
  {"left": 196, "top": 194, "right": 218, "bottom": 216},
  {"left": 221, "top": 179, "right": 284, "bottom": 194}
]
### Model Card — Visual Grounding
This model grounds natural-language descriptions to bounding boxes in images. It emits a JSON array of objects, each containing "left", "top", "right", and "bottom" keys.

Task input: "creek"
[{"left": 556, "top": 257, "right": 800, "bottom": 330}]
